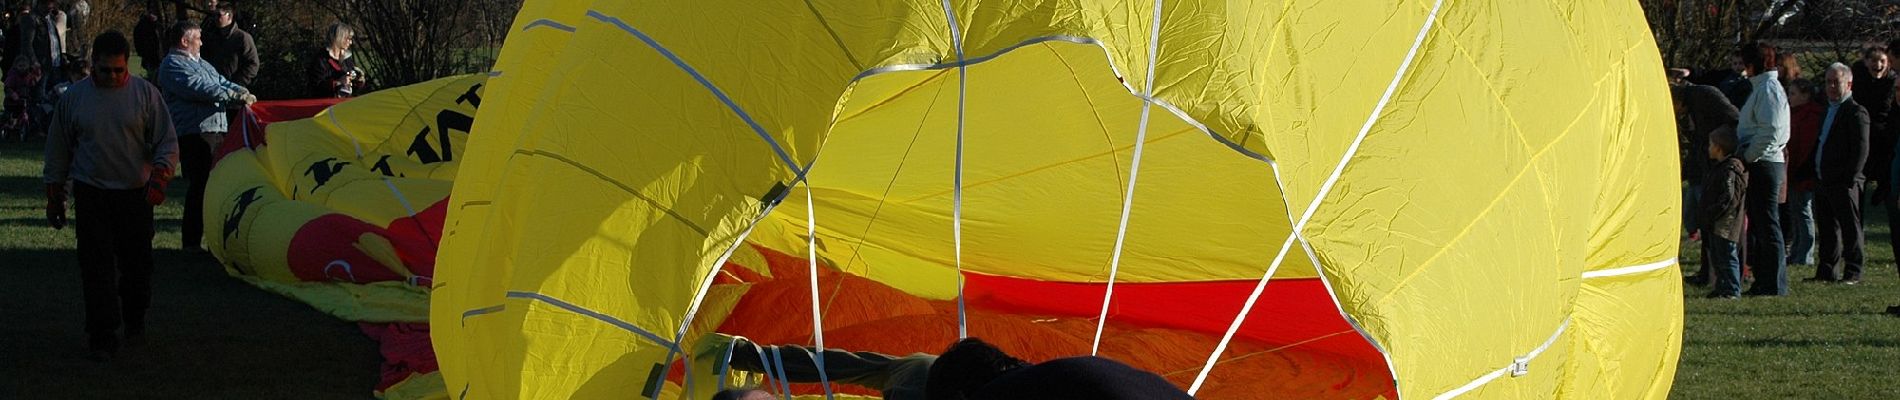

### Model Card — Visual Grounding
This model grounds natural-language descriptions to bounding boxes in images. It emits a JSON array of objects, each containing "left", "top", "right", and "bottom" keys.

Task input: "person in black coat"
[
  {"left": 199, "top": 4, "right": 257, "bottom": 86},
  {"left": 309, "top": 22, "right": 366, "bottom": 98},
  {"left": 1851, "top": 48, "right": 1897, "bottom": 202},
  {"left": 1674, "top": 84, "right": 1740, "bottom": 286},
  {"left": 1808, "top": 63, "right": 1871, "bottom": 284}
]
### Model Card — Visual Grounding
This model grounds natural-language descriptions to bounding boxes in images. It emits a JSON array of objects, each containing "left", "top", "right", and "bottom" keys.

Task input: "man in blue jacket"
[{"left": 157, "top": 20, "right": 253, "bottom": 252}]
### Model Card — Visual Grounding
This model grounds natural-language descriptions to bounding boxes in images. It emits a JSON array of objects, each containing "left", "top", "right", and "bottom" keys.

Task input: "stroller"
[{"left": 2, "top": 60, "right": 43, "bottom": 141}]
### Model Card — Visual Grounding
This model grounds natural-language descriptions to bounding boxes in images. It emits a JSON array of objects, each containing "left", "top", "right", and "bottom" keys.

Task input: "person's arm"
[
  {"left": 1740, "top": 88, "right": 1786, "bottom": 162},
  {"left": 42, "top": 94, "right": 74, "bottom": 229},
  {"left": 158, "top": 54, "right": 241, "bottom": 103},
  {"left": 146, "top": 85, "right": 179, "bottom": 204},
  {"left": 236, "top": 33, "right": 259, "bottom": 86},
  {"left": 1732, "top": 96, "right": 1760, "bottom": 162},
  {"left": 348, "top": 58, "right": 367, "bottom": 92},
  {"left": 1842, "top": 106, "right": 1871, "bottom": 185},
  {"left": 148, "top": 85, "right": 179, "bottom": 174},
  {"left": 310, "top": 55, "right": 338, "bottom": 96}
]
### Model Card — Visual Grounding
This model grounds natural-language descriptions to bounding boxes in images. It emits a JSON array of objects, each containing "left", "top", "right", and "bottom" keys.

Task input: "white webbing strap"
[
  {"left": 1091, "top": 0, "right": 1167, "bottom": 356},
  {"left": 939, "top": 0, "right": 971, "bottom": 340},
  {"left": 767, "top": 347, "right": 794, "bottom": 399},
  {"left": 1187, "top": 231, "right": 1300, "bottom": 394},
  {"left": 1432, "top": 317, "right": 1571, "bottom": 399},
  {"left": 1187, "top": 0, "right": 1448, "bottom": 394},
  {"left": 803, "top": 183, "right": 836, "bottom": 399}
]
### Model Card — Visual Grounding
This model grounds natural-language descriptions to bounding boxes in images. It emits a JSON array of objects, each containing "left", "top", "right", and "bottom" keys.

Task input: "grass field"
[
  {"left": 0, "top": 132, "right": 1897, "bottom": 398},
  {"left": 1672, "top": 209, "right": 1900, "bottom": 399}
]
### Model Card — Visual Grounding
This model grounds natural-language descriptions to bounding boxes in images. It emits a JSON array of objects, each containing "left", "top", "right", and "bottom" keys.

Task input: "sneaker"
[
  {"left": 1885, "top": 305, "right": 1900, "bottom": 316},
  {"left": 1704, "top": 292, "right": 1740, "bottom": 299}
]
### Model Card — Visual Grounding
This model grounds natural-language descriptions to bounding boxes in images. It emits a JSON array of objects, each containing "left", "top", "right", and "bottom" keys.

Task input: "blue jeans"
[
  {"left": 1783, "top": 189, "right": 1814, "bottom": 265},
  {"left": 1706, "top": 236, "right": 1743, "bottom": 296},
  {"left": 1745, "top": 161, "right": 1788, "bottom": 295}
]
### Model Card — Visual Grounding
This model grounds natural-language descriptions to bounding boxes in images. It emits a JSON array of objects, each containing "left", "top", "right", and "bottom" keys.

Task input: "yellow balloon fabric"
[
  {"left": 434, "top": 0, "right": 1680, "bottom": 398},
  {"left": 207, "top": 74, "right": 487, "bottom": 322}
]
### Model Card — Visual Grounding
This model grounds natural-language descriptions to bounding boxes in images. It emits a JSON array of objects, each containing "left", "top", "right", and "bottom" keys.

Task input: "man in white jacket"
[{"left": 1735, "top": 42, "right": 1792, "bottom": 296}]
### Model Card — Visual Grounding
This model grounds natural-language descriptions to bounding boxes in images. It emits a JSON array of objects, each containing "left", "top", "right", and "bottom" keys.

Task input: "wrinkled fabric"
[{"left": 433, "top": 1, "right": 1682, "bottom": 399}]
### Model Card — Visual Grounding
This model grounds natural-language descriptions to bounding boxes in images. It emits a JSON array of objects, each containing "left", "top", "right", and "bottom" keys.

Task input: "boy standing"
[{"left": 1703, "top": 128, "right": 1749, "bottom": 299}]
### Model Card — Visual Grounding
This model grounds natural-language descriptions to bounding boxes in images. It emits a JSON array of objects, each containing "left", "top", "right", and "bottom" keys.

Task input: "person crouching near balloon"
[{"left": 1702, "top": 126, "right": 1749, "bottom": 299}]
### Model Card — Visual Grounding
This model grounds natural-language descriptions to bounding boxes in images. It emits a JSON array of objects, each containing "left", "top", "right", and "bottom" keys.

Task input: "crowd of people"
[
  {"left": 36, "top": 0, "right": 371, "bottom": 362},
  {"left": 1674, "top": 41, "right": 1900, "bottom": 316},
  {"left": 1, "top": 0, "right": 86, "bottom": 139}
]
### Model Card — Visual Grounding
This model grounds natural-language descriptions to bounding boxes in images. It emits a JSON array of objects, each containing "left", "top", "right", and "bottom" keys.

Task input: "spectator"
[
  {"left": 1702, "top": 127, "right": 1748, "bottom": 299},
  {"left": 1, "top": 5, "right": 21, "bottom": 72},
  {"left": 42, "top": 31, "right": 178, "bottom": 361},
  {"left": 1777, "top": 52, "right": 1802, "bottom": 87},
  {"left": 157, "top": 20, "right": 253, "bottom": 252},
  {"left": 1784, "top": 78, "right": 1821, "bottom": 267},
  {"left": 33, "top": 0, "right": 62, "bottom": 72},
  {"left": 10, "top": 5, "right": 40, "bottom": 68},
  {"left": 132, "top": 11, "right": 161, "bottom": 78},
  {"left": 1674, "top": 84, "right": 1739, "bottom": 286},
  {"left": 1852, "top": 47, "right": 1897, "bottom": 201},
  {"left": 67, "top": 0, "right": 86, "bottom": 53},
  {"left": 310, "top": 22, "right": 365, "bottom": 98},
  {"left": 1719, "top": 53, "right": 1755, "bottom": 108},
  {"left": 43, "top": 0, "right": 64, "bottom": 54},
  {"left": 199, "top": 3, "right": 256, "bottom": 86},
  {"left": 1734, "top": 42, "right": 1791, "bottom": 297},
  {"left": 1808, "top": 63, "right": 1869, "bottom": 285},
  {"left": 51, "top": 54, "right": 85, "bottom": 99}
]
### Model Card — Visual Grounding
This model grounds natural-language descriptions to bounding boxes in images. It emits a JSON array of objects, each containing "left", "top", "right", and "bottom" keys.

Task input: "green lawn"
[{"left": 1672, "top": 208, "right": 1900, "bottom": 399}]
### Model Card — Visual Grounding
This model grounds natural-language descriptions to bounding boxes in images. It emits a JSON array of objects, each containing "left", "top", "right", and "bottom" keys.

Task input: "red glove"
[
  {"left": 146, "top": 167, "right": 174, "bottom": 206},
  {"left": 45, "top": 183, "right": 66, "bottom": 229}
]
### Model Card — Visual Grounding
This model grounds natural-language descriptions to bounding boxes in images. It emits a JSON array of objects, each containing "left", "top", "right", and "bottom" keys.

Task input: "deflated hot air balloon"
[
  {"left": 205, "top": 74, "right": 488, "bottom": 398},
  {"left": 422, "top": 0, "right": 1681, "bottom": 399}
]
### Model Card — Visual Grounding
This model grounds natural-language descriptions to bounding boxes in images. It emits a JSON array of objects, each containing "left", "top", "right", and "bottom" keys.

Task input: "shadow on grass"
[
  {"left": 0, "top": 248, "right": 380, "bottom": 399},
  {"left": 0, "top": 217, "right": 184, "bottom": 232}
]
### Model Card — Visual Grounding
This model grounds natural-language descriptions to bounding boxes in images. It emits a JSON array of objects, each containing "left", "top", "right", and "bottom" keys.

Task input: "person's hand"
[
  {"left": 45, "top": 183, "right": 66, "bottom": 229},
  {"left": 145, "top": 167, "right": 173, "bottom": 206},
  {"left": 239, "top": 93, "right": 258, "bottom": 105},
  {"left": 234, "top": 86, "right": 251, "bottom": 97}
]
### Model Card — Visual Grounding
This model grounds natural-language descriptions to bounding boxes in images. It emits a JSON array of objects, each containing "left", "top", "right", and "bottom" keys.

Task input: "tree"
[
  {"left": 1644, "top": 0, "right": 1900, "bottom": 73},
  {"left": 317, "top": 0, "right": 519, "bottom": 89}
]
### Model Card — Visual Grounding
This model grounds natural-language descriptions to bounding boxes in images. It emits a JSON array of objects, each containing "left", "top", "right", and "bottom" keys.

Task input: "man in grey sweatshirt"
[{"left": 43, "top": 31, "right": 178, "bottom": 361}]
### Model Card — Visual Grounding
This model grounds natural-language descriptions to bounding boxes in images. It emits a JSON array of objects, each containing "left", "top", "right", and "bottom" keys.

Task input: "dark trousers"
[
  {"left": 728, "top": 339, "right": 936, "bottom": 400},
  {"left": 1815, "top": 183, "right": 1864, "bottom": 281},
  {"left": 1706, "top": 236, "right": 1743, "bottom": 296},
  {"left": 1887, "top": 180, "right": 1900, "bottom": 280},
  {"left": 1744, "top": 161, "right": 1788, "bottom": 295},
  {"left": 179, "top": 133, "right": 222, "bottom": 248},
  {"left": 73, "top": 183, "right": 156, "bottom": 350}
]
